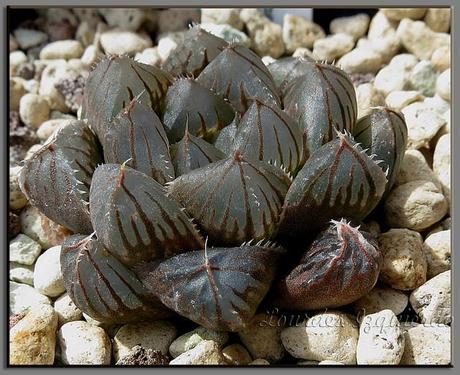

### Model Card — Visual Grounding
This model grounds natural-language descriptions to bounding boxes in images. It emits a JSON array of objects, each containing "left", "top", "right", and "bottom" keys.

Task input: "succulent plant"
[{"left": 18, "top": 25, "right": 408, "bottom": 331}]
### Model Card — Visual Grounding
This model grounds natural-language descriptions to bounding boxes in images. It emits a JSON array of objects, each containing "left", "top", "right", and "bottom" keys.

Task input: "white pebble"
[
  {"left": 54, "top": 293, "right": 83, "bottom": 327},
  {"left": 424, "top": 229, "right": 451, "bottom": 278},
  {"left": 33, "top": 245, "right": 65, "bottom": 297},
  {"left": 9, "top": 281, "right": 51, "bottom": 314},
  {"left": 40, "top": 40, "right": 84, "bottom": 60},
  {"left": 9, "top": 233, "right": 42, "bottom": 265},
  {"left": 19, "top": 93, "right": 50, "bottom": 128},
  {"left": 9, "top": 262, "right": 35, "bottom": 285}
]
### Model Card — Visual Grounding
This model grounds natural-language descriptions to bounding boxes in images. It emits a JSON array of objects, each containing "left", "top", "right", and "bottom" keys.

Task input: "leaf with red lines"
[
  {"left": 353, "top": 107, "right": 408, "bottom": 196},
  {"left": 18, "top": 120, "right": 102, "bottom": 234},
  {"left": 81, "top": 55, "right": 172, "bottom": 141},
  {"left": 136, "top": 243, "right": 285, "bottom": 331},
  {"left": 232, "top": 98, "right": 304, "bottom": 173},
  {"left": 196, "top": 44, "right": 281, "bottom": 113},
  {"left": 61, "top": 234, "right": 171, "bottom": 324},
  {"left": 170, "top": 129, "right": 225, "bottom": 176},
  {"left": 168, "top": 152, "right": 291, "bottom": 246},
  {"left": 162, "top": 77, "right": 235, "bottom": 143},
  {"left": 89, "top": 164, "right": 204, "bottom": 266},
  {"left": 278, "top": 132, "right": 387, "bottom": 240},
  {"left": 162, "top": 25, "right": 228, "bottom": 76},
  {"left": 283, "top": 61, "right": 357, "bottom": 160},
  {"left": 214, "top": 113, "right": 240, "bottom": 155},
  {"left": 272, "top": 219, "right": 382, "bottom": 310},
  {"left": 103, "top": 99, "right": 175, "bottom": 184}
]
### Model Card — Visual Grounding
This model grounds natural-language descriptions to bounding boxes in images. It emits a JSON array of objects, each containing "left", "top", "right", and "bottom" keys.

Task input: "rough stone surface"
[
  {"left": 433, "top": 133, "right": 451, "bottom": 206},
  {"left": 222, "top": 343, "right": 252, "bottom": 365},
  {"left": 385, "top": 90, "right": 423, "bottom": 111},
  {"left": 113, "top": 321, "right": 177, "bottom": 361},
  {"left": 10, "top": 77, "right": 27, "bottom": 111},
  {"left": 134, "top": 47, "right": 161, "bottom": 66},
  {"left": 356, "top": 83, "right": 385, "bottom": 119},
  {"left": 424, "top": 230, "right": 451, "bottom": 278},
  {"left": 238, "top": 313, "right": 285, "bottom": 363},
  {"left": 9, "top": 233, "right": 42, "bottom": 265},
  {"left": 378, "top": 229, "right": 427, "bottom": 291},
  {"left": 313, "top": 33, "right": 354, "bottom": 61},
  {"left": 338, "top": 48, "right": 382, "bottom": 74},
  {"left": 116, "top": 345, "right": 170, "bottom": 365},
  {"left": 99, "top": 8, "right": 147, "bottom": 31},
  {"left": 80, "top": 44, "right": 100, "bottom": 66},
  {"left": 436, "top": 69, "right": 450, "bottom": 101},
  {"left": 292, "top": 47, "right": 313, "bottom": 59},
  {"left": 37, "top": 118, "right": 73, "bottom": 140},
  {"left": 33, "top": 245, "right": 65, "bottom": 297},
  {"left": 58, "top": 321, "right": 111, "bottom": 365},
  {"left": 54, "top": 293, "right": 83, "bottom": 327},
  {"left": 39, "top": 40, "right": 84, "bottom": 60},
  {"left": 408, "top": 60, "right": 438, "bottom": 97},
  {"left": 201, "top": 8, "right": 243, "bottom": 30},
  {"left": 282, "top": 14, "right": 325, "bottom": 53},
  {"left": 100, "top": 29, "right": 152, "bottom": 55},
  {"left": 382, "top": 8, "right": 427, "bottom": 21},
  {"left": 330, "top": 13, "right": 369, "bottom": 41},
  {"left": 200, "top": 23, "right": 251, "bottom": 48},
  {"left": 395, "top": 150, "right": 441, "bottom": 189},
  {"left": 10, "top": 166, "right": 28, "bottom": 210},
  {"left": 400, "top": 325, "right": 451, "bottom": 365},
  {"left": 431, "top": 45, "right": 450, "bottom": 71},
  {"left": 357, "top": 309, "right": 405, "bottom": 364},
  {"left": 157, "top": 8, "right": 200, "bottom": 33},
  {"left": 281, "top": 312, "right": 358, "bottom": 364},
  {"left": 10, "top": 51, "right": 28, "bottom": 76},
  {"left": 250, "top": 21, "right": 285, "bottom": 58},
  {"left": 9, "top": 262, "right": 35, "bottom": 285},
  {"left": 169, "top": 326, "right": 228, "bottom": 358},
  {"left": 14, "top": 28, "right": 48, "bottom": 49},
  {"left": 424, "top": 8, "right": 451, "bottom": 33},
  {"left": 250, "top": 358, "right": 270, "bottom": 365},
  {"left": 19, "top": 93, "right": 50, "bottom": 128},
  {"left": 157, "top": 32, "right": 185, "bottom": 62},
  {"left": 9, "top": 281, "right": 51, "bottom": 314},
  {"left": 169, "top": 340, "right": 227, "bottom": 365},
  {"left": 9, "top": 304, "right": 58, "bottom": 365},
  {"left": 410, "top": 270, "right": 451, "bottom": 324},
  {"left": 356, "top": 35, "right": 400, "bottom": 64},
  {"left": 353, "top": 286, "right": 409, "bottom": 316},
  {"left": 368, "top": 11, "right": 398, "bottom": 40},
  {"left": 374, "top": 64, "right": 409, "bottom": 96}
]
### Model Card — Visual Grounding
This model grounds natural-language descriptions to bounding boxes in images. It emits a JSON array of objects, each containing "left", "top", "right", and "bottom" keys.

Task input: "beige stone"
[
  {"left": 282, "top": 14, "right": 325, "bottom": 52},
  {"left": 330, "top": 13, "right": 370, "bottom": 41},
  {"left": 222, "top": 343, "right": 252, "bottom": 365},
  {"left": 424, "top": 8, "right": 451, "bottom": 33},
  {"left": 424, "top": 230, "right": 451, "bottom": 278},
  {"left": 394, "top": 149, "right": 441, "bottom": 189},
  {"left": 170, "top": 340, "right": 227, "bottom": 365},
  {"left": 353, "top": 286, "right": 409, "bottom": 316}
]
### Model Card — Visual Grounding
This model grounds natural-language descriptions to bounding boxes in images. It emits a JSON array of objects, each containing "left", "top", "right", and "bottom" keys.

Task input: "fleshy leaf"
[
  {"left": 18, "top": 120, "right": 102, "bottom": 234},
  {"left": 89, "top": 164, "right": 204, "bottom": 266},
  {"left": 278, "top": 132, "right": 387, "bottom": 240},
  {"left": 137, "top": 243, "right": 285, "bottom": 331},
  {"left": 353, "top": 107, "right": 408, "bottom": 195},
  {"left": 81, "top": 55, "right": 172, "bottom": 140},
  {"left": 162, "top": 25, "right": 228, "bottom": 76},
  {"left": 272, "top": 219, "right": 382, "bottom": 310},
  {"left": 61, "top": 234, "right": 171, "bottom": 324},
  {"left": 170, "top": 129, "right": 225, "bottom": 176},
  {"left": 162, "top": 77, "right": 235, "bottom": 143},
  {"left": 168, "top": 152, "right": 291, "bottom": 246},
  {"left": 103, "top": 99, "right": 175, "bottom": 184},
  {"left": 232, "top": 99, "right": 304, "bottom": 173},
  {"left": 196, "top": 44, "right": 281, "bottom": 113},
  {"left": 283, "top": 61, "right": 357, "bottom": 160},
  {"left": 213, "top": 113, "right": 240, "bottom": 155}
]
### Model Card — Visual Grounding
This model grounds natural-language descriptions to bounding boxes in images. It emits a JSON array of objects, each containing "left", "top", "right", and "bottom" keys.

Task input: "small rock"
[
  {"left": 408, "top": 60, "right": 438, "bottom": 97},
  {"left": 368, "top": 11, "right": 398, "bottom": 40},
  {"left": 134, "top": 47, "right": 161, "bottom": 66},
  {"left": 401, "top": 101, "right": 446, "bottom": 149},
  {"left": 157, "top": 8, "right": 200, "bottom": 33},
  {"left": 422, "top": 94, "right": 450, "bottom": 116},
  {"left": 13, "top": 28, "right": 48, "bottom": 49},
  {"left": 113, "top": 321, "right": 177, "bottom": 362},
  {"left": 19, "top": 93, "right": 50, "bottom": 128},
  {"left": 400, "top": 324, "right": 451, "bottom": 364},
  {"left": 75, "top": 21, "right": 95, "bottom": 47},
  {"left": 80, "top": 44, "right": 100, "bottom": 67},
  {"left": 281, "top": 311, "right": 358, "bottom": 364},
  {"left": 157, "top": 32, "right": 185, "bottom": 62},
  {"left": 99, "top": 8, "right": 147, "bottom": 31},
  {"left": 261, "top": 55, "right": 276, "bottom": 65},
  {"left": 381, "top": 8, "right": 427, "bottom": 21},
  {"left": 292, "top": 47, "right": 313, "bottom": 59},
  {"left": 33, "top": 245, "right": 65, "bottom": 297},
  {"left": 222, "top": 343, "right": 252, "bottom": 365},
  {"left": 9, "top": 312, "right": 26, "bottom": 329},
  {"left": 24, "top": 144, "right": 43, "bottom": 161},
  {"left": 313, "top": 33, "right": 354, "bottom": 61},
  {"left": 200, "top": 23, "right": 251, "bottom": 47},
  {"left": 410, "top": 270, "right": 451, "bottom": 324},
  {"left": 169, "top": 326, "right": 228, "bottom": 358},
  {"left": 374, "top": 65, "right": 409, "bottom": 96},
  {"left": 82, "top": 313, "right": 113, "bottom": 331},
  {"left": 433, "top": 135, "right": 452, "bottom": 193},
  {"left": 353, "top": 286, "right": 409, "bottom": 316},
  {"left": 385, "top": 90, "right": 423, "bottom": 111},
  {"left": 338, "top": 48, "right": 382, "bottom": 74},
  {"left": 9, "top": 212, "right": 21, "bottom": 239},
  {"left": 357, "top": 309, "right": 405, "bottom": 364},
  {"left": 431, "top": 45, "right": 450, "bottom": 71},
  {"left": 9, "top": 281, "right": 51, "bottom": 314},
  {"left": 9, "top": 262, "right": 35, "bottom": 285},
  {"left": 356, "top": 83, "right": 385, "bottom": 119},
  {"left": 39, "top": 40, "right": 83, "bottom": 60},
  {"left": 10, "top": 51, "right": 28, "bottom": 76},
  {"left": 10, "top": 77, "right": 27, "bottom": 111},
  {"left": 251, "top": 21, "right": 285, "bottom": 58},
  {"left": 378, "top": 228, "right": 427, "bottom": 290},
  {"left": 238, "top": 313, "right": 285, "bottom": 363},
  {"left": 201, "top": 8, "right": 243, "bottom": 30},
  {"left": 58, "top": 321, "right": 111, "bottom": 365},
  {"left": 37, "top": 118, "right": 73, "bottom": 140},
  {"left": 20, "top": 205, "right": 72, "bottom": 249},
  {"left": 116, "top": 345, "right": 170, "bottom": 365},
  {"left": 435, "top": 68, "right": 450, "bottom": 101},
  {"left": 424, "top": 8, "right": 451, "bottom": 33},
  {"left": 395, "top": 149, "right": 441, "bottom": 189},
  {"left": 356, "top": 35, "right": 400, "bottom": 64},
  {"left": 9, "top": 304, "right": 58, "bottom": 365},
  {"left": 55, "top": 74, "right": 86, "bottom": 112},
  {"left": 249, "top": 358, "right": 270, "bottom": 365},
  {"left": 397, "top": 19, "right": 450, "bottom": 60},
  {"left": 9, "top": 234, "right": 41, "bottom": 265},
  {"left": 16, "top": 62, "right": 36, "bottom": 80},
  {"left": 169, "top": 340, "right": 226, "bottom": 365},
  {"left": 45, "top": 20, "right": 76, "bottom": 42},
  {"left": 54, "top": 293, "right": 82, "bottom": 326},
  {"left": 330, "top": 13, "right": 370, "bottom": 41},
  {"left": 100, "top": 29, "right": 152, "bottom": 56},
  {"left": 282, "top": 14, "right": 325, "bottom": 53},
  {"left": 424, "top": 230, "right": 451, "bottom": 279},
  {"left": 10, "top": 166, "right": 28, "bottom": 210}
]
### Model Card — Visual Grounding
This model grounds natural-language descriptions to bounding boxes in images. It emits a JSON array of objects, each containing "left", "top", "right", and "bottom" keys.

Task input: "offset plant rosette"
[{"left": 19, "top": 25, "right": 407, "bottom": 332}]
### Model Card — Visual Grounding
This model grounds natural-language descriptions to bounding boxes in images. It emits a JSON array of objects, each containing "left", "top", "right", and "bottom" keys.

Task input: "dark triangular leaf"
[
  {"left": 162, "top": 25, "right": 228, "bottom": 76},
  {"left": 278, "top": 132, "right": 387, "bottom": 240},
  {"left": 196, "top": 44, "right": 281, "bottom": 113},
  {"left": 353, "top": 107, "right": 408, "bottom": 195},
  {"left": 213, "top": 113, "right": 240, "bottom": 155},
  {"left": 283, "top": 61, "right": 357, "bottom": 160},
  {"left": 170, "top": 129, "right": 225, "bottom": 176},
  {"left": 162, "top": 77, "right": 235, "bottom": 143},
  {"left": 232, "top": 99, "right": 304, "bottom": 173},
  {"left": 137, "top": 243, "right": 285, "bottom": 331},
  {"left": 89, "top": 164, "right": 204, "bottom": 266},
  {"left": 168, "top": 152, "right": 291, "bottom": 246},
  {"left": 103, "top": 99, "right": 175, "bottom": 184},
  {"left": 18, "top": 120, "right": 102, "bottom": 234},
  {"left": 61, "top": 234, "right": 171, "bottom": 324},
  {"left": 273, "top": 219, "right": 382, "bottom": 310}
]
